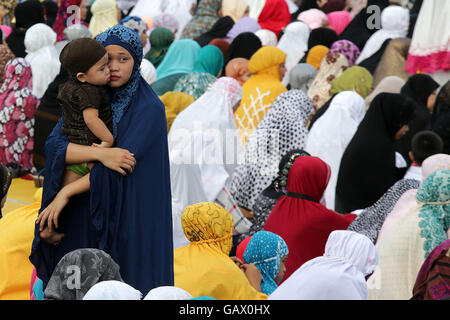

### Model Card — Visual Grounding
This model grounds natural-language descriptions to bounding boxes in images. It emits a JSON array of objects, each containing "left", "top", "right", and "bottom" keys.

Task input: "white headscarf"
[
  {"left": 277, "top": 21, "right": 310, "bottom": 86},
  {"left": 268, "top": 231, "right": 378, "bottom": 300},
  {"left": 140, "top": 59, "right": 157, "bottom": 85},
  {"left": 89, "top": 0, "right": 119, "bottom": 37},
  {"left": 255, "top": 29, "right": 278, "bottom": 47},
  {"left": 245, "top": 0, "right": 267, "bottom": 20},
  {"left": 129, "top": 0, "right": 165, "bottom": 18},
  {"left": 168, "top": 77, "right": 243, "bottom": 248},
  {"left": 305, "top": 91, "right": 366, "bottom": 210},
  {"left": 144, "top": 286, "right": 193, "bottom": 300},
  {"left": 82, "top": 281, "right": 143, "bottom": 300},
  {"left": 55, "top": 24, "right": 93, "bottom": 56},
  {"left": 24, "top": 23, "right": 60, "bottom": 99},
  {"left": 355, "top": 6, "right": 410, "bottom": 64}
]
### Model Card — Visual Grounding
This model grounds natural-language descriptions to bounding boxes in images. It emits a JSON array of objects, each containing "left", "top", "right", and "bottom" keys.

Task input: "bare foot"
[{"left": 40, "top": 228, "right": 64, "bottom": 246}]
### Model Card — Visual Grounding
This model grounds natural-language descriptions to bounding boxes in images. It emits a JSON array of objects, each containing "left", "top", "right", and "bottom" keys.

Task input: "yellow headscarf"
[
  {"left": 0, "top": 188, "right": 42, "bottom": 299},
  {"left": 159, "top": 92, "right": 195, "bottom": 132},
  {"left": 221, "top": 0, "right": 249, "bottom": 22},
  {"left": 234, "top": 46, "right": 287, "bottom": 145},
  {"left": 330, "top": 66, "right": 373, "bottom": 98},
  {"left": 88, "top": 0, "right": 119, "bottom": 38},
  {"left": 174, "top": 202, "right": 268, "bottom": 300},
  {"left": 306, "top": 45, "right": 330, "bottom": 70}
]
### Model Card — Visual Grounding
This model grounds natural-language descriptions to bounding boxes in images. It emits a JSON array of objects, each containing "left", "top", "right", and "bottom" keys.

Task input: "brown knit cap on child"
[{"left": 60, "top": 38, "right": 107, "bottom": 77}]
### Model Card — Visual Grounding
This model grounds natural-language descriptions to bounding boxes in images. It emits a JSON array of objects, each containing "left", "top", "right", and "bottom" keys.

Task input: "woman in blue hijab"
[
  {"left": 29, "top": 25, "right": 174, "bottom": 296},
  {"left": 243, "top": 231, "right": 289, "bottom": 295}
]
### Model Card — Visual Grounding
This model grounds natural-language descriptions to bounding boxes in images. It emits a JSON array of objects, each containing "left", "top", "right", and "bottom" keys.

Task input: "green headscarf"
[
  {"left": 144, "top": 28, "right": 175, "bottom": 68},
  {"left": 416, "top": 170, "right": 450, "bottom": 258},
  {"left": 192, "top": 45, "right": 224, "bottom": 76},
  {"left": 330, "top": 66, "right": 373, "bottom": 98},
  {"left": 155, "top": 39, "right": 201, "bottom": 81}
]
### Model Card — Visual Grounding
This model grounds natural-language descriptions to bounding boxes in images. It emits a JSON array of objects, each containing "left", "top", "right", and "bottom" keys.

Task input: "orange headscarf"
[
  {"left": 306, "top": 45, "right": 330, "bottom": 70},
  {"left": 225, "top": 58, "right": 250, "bottom": 86}
]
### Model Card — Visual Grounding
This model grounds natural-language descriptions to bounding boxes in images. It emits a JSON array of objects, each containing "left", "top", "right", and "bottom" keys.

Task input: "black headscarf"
[
  {"left": 335, "top": 93, "right": 415, "bottom": 213},
  {"left": 33, "top": 66, "right": 68, "bottom": 172},
  {"left": 43, "top": 0, "right": 58, "bottom": 27},
  {"left": 194, "top": 16, "right": 235, "bottom": 47},
  {"left": 430, "top": 81, "right": 450, "bottom": 153},
  {"left": 395, "top": 74, "right": 440, "bottom": 162},
  {"left": 339, "top": 0, "right": 390, "bottom": 51},
  {"left": 6, "top": 0, "right": 45, "bottom": 58},
  {"left": 223, "top": 32, "right": 262, "bottom": 68},
  {"left": 299, "top": 28, "right": 339, "bottom": 63},
  {"left": 357, "top": 38, "right": 391, "bottom": 74},
  {"left": 0, "top": 164, "right": 12, "bottom": 219},
  {"left": 321, "top": 0, "right": 347, "bottom": 14},
  {"left": 262, "top": 149, "right": 311, "bottom": 200}
]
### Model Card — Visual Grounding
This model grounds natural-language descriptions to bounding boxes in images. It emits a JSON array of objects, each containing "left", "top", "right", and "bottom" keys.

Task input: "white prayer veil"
[
  {"left": 24, "top": 23, "right": 60, "bottom": 99},
  {"left": 268, "top": 230, "right": 378, "bottom": 300}
]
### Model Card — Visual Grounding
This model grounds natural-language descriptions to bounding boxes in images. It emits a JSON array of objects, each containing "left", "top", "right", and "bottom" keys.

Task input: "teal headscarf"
[
  {"left": 192, "top": 45, "right": 224, "bottom": 76},
  {"left": 156, "top": 39, "right": 201, "bottom": 81},
  {"left": 243, "top": 231, "right": 289, "bottom": 295},
  {"left": 417, "top": 170, "right": 450, "bottom": 258}
]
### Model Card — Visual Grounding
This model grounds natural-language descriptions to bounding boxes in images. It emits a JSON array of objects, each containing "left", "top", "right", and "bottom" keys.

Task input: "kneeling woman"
[{"left": 30, "top": 25, "right": 174, "bottom": 295}]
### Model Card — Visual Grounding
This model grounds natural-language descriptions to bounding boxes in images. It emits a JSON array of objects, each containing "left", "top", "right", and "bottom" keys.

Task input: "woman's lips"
[{"left": 110, "top": 75, "right": 120, "bottom": 81}]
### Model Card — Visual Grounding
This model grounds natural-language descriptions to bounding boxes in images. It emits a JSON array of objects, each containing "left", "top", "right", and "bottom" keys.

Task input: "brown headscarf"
[
  {"left": 372, "top": 37, "right": 411, "bottom": 88},
  {"left": 0, "top": 44, "right": 14, "bottom": 86}
]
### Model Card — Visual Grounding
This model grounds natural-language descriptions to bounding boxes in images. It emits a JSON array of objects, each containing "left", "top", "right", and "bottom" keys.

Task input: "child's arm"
[
  {"left": 36, "top": 174, "right": 91, "bottom": 233},
  {"left": 83, "top": 107, "right": 114, "bottom": 148}
]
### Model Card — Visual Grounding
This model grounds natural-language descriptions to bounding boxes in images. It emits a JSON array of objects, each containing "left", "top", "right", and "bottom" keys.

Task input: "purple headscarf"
[
  {"left": 329, "top": 40, "right": 361, "bottom": 66},
  {"left": 226, "top": 17, "right": 261, "bottom": 42}
]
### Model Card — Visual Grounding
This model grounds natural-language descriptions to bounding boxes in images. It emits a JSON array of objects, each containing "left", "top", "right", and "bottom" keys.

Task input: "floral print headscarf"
[{"left": 0, "top": 58, "right": 39, "bottom": 173}]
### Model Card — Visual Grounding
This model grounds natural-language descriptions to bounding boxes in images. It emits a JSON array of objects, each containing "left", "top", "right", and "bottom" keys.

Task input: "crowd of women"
[{"left": 0, "top": 0, "right": 449, "bottom": 301}]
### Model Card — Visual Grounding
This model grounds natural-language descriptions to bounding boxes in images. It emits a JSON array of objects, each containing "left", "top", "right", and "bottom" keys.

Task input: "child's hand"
[
  {"left": 36, "top": 189, "right": 70, "bottom": 233},
  {"left": 92, "top": 141, "right": 113, "bottom": 148}
]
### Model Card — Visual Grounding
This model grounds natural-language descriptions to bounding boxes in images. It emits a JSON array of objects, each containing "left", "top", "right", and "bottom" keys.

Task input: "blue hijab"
[
  {"left": 30, "top": 25, "right": 174, "bottom": 295},
  {"left": 243, "top": 231, "right": 289, "bottom": 295}
]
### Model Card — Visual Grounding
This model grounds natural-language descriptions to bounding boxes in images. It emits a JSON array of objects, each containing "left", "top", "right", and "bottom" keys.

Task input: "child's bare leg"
[{"left": 40, "top": 168, "right": 89, "bottom": 245}]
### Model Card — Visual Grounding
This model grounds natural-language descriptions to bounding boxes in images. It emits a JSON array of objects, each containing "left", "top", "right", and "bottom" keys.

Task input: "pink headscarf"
[
  {"left": 326, "top": 11, "right": 352, "bottom": 35},
  {"left": 297, "top": 8, "right": 328, "bottom": 30},
  {"left": 0, "top": 25, "right": 12, "bottom": 39}
]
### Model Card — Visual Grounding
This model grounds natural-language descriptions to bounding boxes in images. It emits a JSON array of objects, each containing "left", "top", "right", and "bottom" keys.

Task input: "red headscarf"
[
  {"left": 52, "top": 0, "right": 83, "bottom": 42},
  {"left": 263, "top": 156, "right": 356, "bottom": 283},
  {"left": 257, "top": 0, "right": 291, "bottom": 36},
  {"left": 236, "top": 236, "right": 252, "bottom": 263}
]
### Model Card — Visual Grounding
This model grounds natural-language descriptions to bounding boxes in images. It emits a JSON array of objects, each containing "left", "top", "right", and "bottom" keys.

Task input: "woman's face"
[
  {"left": 80, "top": 1, "right": 88, "bottom": 21},
  {"left": 106, "top": 45, "right": 135, "bottom": 88},
  {"left": 427, "top": 89, "right": 438, "bottom": 112},
  {"left": 274, "top": 255, "right": 288, "bottom": 284},
  {"left": 395, "top": 124, "right": 409, "bottom": 140},
  {"left": 279, "top": 63, "right": 287, "bottom": 81}
]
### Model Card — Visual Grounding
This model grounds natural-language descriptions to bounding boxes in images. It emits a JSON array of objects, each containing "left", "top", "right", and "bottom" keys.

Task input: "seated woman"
[
  {"left": 173, "top": 45, "right": 224, "bottom": 100},
  {"left": 263, "top": 156, "right": 357, "bottom": 283},
  {"left": 268, "top": 231, "right": 378, "bottom": 300},
  {"left": 43, "top": 248, "right": 123, "bottom": 300},
  {"left": 29, "top": 25, "right": 174, "bottom": 296},
  {"left": 368, "top": 170, "right": 450, "bottom": 300},
  {"left": 153, "top": 39, "right": 201, "bottom": 96},
  {"left": 335, "top": 93, "right": 416, "bottom": 213},
  {"left": 173, "top": 202, "right": 268, "bottom": 300},
  {"left": 242, "top": 231, "right": 289, "bottom": 295},
  {"left": 233, "top": 46, "right": 287, "bottom": 145}
]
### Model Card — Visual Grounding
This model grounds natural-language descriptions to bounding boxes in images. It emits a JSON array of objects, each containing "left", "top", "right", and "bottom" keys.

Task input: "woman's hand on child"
[
  {"left": 93, "top": 141, "right": 114, "bottom": 148},
  {"left": 95, "top": 147, "right": 136, "bottom": 176},
  {"left": 36, "top": 189, "right": 70, "bottom": 233}
]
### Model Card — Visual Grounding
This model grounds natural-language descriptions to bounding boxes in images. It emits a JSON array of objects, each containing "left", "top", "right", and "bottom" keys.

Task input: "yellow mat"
[{"left": 3, "top": 178, "right": 39, "bottom": 216}]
